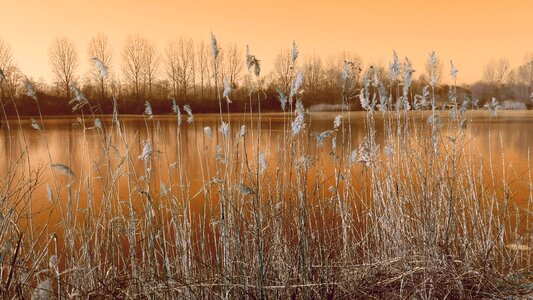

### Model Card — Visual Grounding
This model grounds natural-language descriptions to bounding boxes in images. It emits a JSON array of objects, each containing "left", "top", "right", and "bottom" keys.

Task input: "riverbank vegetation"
[
  {"left": 0, "top": 38, "right": 532, "bottom": 299},
  {"left": 1, "top": 35, "right": 532, "bottom": 117}
]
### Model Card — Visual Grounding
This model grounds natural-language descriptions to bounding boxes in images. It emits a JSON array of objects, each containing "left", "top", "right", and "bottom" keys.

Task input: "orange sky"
[{"left": 1, "top": 0, "right": 533, "bottom": 85}]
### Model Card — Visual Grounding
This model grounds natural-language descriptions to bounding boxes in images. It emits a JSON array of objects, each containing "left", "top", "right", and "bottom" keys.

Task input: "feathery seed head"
[
  {"left": 210, "top": 32, "right": 219, "bottom": 60},
  {"left": 91, "top": 57, "right": 109, "bottom": 79},
  {"left": 31, "top": 118, "right": 41, "bottom": 131},
  {"left": 51, "top": 163, "right": 75, "bottom": 177},
  {"left": 246, "top": 45, "right": 261, "bottom": 77},
  {"left": 160, "top": 182, "right": 168, "bottom": 197},
  {"left": 402, "top": 57, "right": 414, "bottom": 96},
  {"left": 359, "top": 88, "right": 370, "bottom": 111},
  {"left": 171, "top": 98, "right": 179, "bottom": 114},
  {"left": 291, "top": 99, "right": 305, "bottom": 135},
  {"left": 49, "top": 255, "right": 58, "bottom": 271},
  {"left": 277, "top": 87, "right": 287, "bottom": 111},
  {"left": 450, "top": 60, "right": 459, "bottom": 79},
  {"left": 292, "top": 40, "right": 299, "bottom": 65},
  {"left": 223, "top": 79, "right": 232, "bottom": 103},
  {"left": 428, "top": 51, "right": 438, "bottom": 87},
  {"left": 183, "top": 104, "right": 194, "bottom": 123},
  {"left": 69, "top": 84, "right": 88, "bottom": 111},
  {"left": 384, "top": 144, "right": 395, "bottom": 157},
  {"left": 429, "top": 50, "right": 438, "bottom": 68},
  {"left": 259, "top": 152, "right": 267, "bottom": 174},
  {"left": 312, "top": 130, "right": 334, "bottom": 147},
  {"left": 172, "top": 99, "right": 182, "bottom": 127},
  {"left": 24, "top": 77, "right": 37, "bottom": 100},
  {"left": 138, "top": 141, "right": 153, "bottom": 162},
  {"left": 204, "top": 126, "right": 212, "bottom": 139},
  {"left": 342, "top": 61, "right": 352, "bottom": 81},
  {"left": 349, "top": 149, "right": 358, "bottom": 165},
  {"left": 219, "top": 121, "right": 229, "bottom": 138},
  {"left": 32, "top": 279, "right": 52, "bottom": 300},
  {"left": 289, "top": 71, "right": 304, "bottom": 102},
  {"left": 334, "top": 115, "right": 342, "bottom": 129},
  {"left": 484, "top": 97, "right": 502, "bottom": 117},
  {"left": 237, "top": 183, "right": 255, "bottom": 195},
  {"left": 428, "top": 113, "right": 443, "bottom": 129},
  {"left": 144, "top": 101, "right": 153, "bottom": 118},
  {"left": 357, "top": 137, "right": 378, "bottom": 167},
  {"left": 46, "top": 184, "right": 53, "bottom": 203},
  {"left": 389, "top": 50, "right": 400, "bottom": 82}
]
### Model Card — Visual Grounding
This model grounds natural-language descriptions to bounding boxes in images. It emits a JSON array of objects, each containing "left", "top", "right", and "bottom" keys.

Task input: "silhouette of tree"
[
  {"left": 123, "top": 34, "right": 145, "bottom": 99},
  {"left": 122, "top": 34, "right": 159, "bottom": 99},
  {"left": 49, "top": 36, "right": 78, "bottom": 100},
  {"left": 483, "top": 60, "right": 497, "bottom": 84},
  {"left": 483, "top": 58, "right": 509, "bottom": 85},
  {"left": 143, "top": 38, "right": 159, "bottom": 98},
  {"left": 0, "top": 39, "right": 19, "bottom": 98},
  {"left": 495, "top": 58, "right": 510, "bottom": 85},
  {"left": 196, "top": 41, "right": 211, "bottom": 100},
  {"left": 302, "top": 54, "right": 323, "bottom": 96},
  {"left": 166, "top": 37, "right": 195, "bottom": 100},
  {"left": 223, "top": 43, "right": 244, "bottom": 89}
]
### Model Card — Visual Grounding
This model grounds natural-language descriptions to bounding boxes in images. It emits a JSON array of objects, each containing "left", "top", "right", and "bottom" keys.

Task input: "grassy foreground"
[{"left": 1, "top": 52, "right": 533, "bottom": 299}]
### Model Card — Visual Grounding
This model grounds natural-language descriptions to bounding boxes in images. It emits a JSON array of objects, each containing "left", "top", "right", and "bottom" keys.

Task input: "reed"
[{"left": 0, "top": 47, "right": 532, "bottom": 299}]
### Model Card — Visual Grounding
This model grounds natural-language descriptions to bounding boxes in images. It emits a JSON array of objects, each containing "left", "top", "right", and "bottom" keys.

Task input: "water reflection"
[{"left": 0, "top": 110, "right": 531, "bottom": 232}]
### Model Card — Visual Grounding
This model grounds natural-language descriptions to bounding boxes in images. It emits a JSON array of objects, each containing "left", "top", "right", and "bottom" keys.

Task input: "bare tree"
[
  {"left": 302, "top": 54, "right": 323, "bottom": 95},
  {"left": 483, "top": 58, "right": 510, "bottom": 85},
  {"left": 323, "top": 52, "right": 363, "bottom": 99},
  {"left": 495, "top": 58, "right": 510, "bottom": 85},
  {"left": 0, "top": 40, "right": 13, "bottom": 74},
  {"left": 166, "top": 41, "right": 179, "bottom": 99},
  {"left": 522, "top": 52, "right": 533, "bottom": 88},
  {"left": 196, "top": 41, "right": 211, "bottom": 100},
  {"left": 182, "top": 37, "right": 195, "bottom": 98},
  {"left": 223, "top": 43, "right": 244, "bottom": 88},
  {"left": 190, "top": 44, "right": 196, "bottom": 98},
  {"left": 166, "top": 37, "right": 194, "bottom": 100},
  {"left": 49, "top": 36, "right": 78, "bottom": 100},
  {"left": 482, "top": 60, "right": 497, "bottom": 84},
  {"left": 122, "top": 34, "right": 151, "bottom": 100},
  {"left": 506, "top": 69, "right": 517, "bottom": 85},
  {"left": 143, "top": 39, "right": 159, "bottom": 98},
  {"left": 88, "top": 32, "right": 113, "bottom": 99},
  {"left": 516, "top": 65, "right": 528, "bottom": 85},
  {"left": 0, "top": 39, "right": 19, "bottom": 98}
]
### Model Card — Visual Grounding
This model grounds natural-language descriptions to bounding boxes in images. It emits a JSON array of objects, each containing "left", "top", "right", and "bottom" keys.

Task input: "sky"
[{"left": 1, "top": 0, "right": 533, "bottom": 85}]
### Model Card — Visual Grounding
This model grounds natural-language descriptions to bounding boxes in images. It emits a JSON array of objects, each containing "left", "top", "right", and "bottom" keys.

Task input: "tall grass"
[{"left": 0, "top": 48, "right": 532, "bottom": 299}]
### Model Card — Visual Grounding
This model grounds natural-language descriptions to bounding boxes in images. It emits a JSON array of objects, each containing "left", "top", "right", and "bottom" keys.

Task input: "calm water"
[{"left": 1, "top": 110, "right": 532, "bottom": 233}]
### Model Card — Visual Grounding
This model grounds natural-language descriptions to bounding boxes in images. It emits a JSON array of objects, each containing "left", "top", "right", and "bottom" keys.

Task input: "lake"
[
  {"left": 2, "top": 110, "right": 530, "bottom": 213},
  {"left": 0, "top": 109, "right": 532, "bottom": 296}
]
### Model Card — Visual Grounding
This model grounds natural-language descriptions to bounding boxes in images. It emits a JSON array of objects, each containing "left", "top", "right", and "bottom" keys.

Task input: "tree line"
[{"left": 0, "top": 33, "right": 531, "bottom": 116}]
